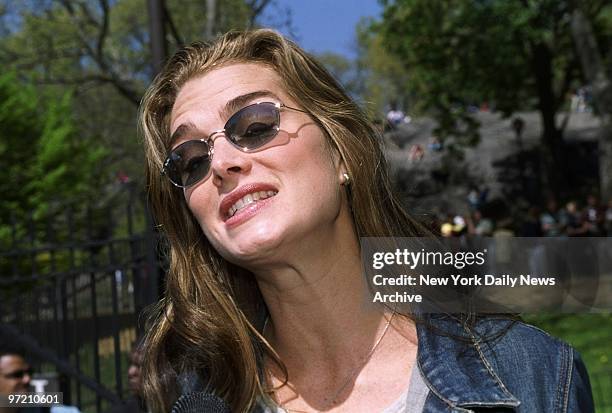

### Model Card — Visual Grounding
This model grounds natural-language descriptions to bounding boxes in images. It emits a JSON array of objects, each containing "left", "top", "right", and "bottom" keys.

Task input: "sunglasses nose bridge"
[
  {"left": 206, "top": 129, "right": 229, "bottom": 160},
  {"left": 207, "top": 129, "right": 227, "bottom": 146}
]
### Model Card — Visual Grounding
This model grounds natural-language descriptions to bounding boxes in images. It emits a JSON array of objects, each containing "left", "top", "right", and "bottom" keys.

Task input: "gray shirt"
[
  {"left": 258, "top": 366, "right": 429, "bottom": 413},
  {"left": 381, "top": 366, "right": 428, "bottom": 413}
]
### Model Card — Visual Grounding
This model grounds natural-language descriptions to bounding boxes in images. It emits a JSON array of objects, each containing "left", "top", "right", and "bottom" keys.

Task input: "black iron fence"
[{"left": 0, "top": 185, "right": 161, "bottom": 413}]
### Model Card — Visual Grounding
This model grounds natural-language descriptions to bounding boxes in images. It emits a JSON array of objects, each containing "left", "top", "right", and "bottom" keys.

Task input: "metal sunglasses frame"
[{"left": 161, "top": 101, "right": 307, "bottom": 188}]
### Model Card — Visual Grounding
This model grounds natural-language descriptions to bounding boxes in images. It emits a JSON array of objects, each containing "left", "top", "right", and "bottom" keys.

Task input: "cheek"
[
  {"left": 184, "top": 188, "right": 220, "bottom": 238},
  {"left": 285, "top": 147, "right": 344, "bottom": 225},
  {"left": 294, "top": 145, "right": 340, "bottom": 200}
]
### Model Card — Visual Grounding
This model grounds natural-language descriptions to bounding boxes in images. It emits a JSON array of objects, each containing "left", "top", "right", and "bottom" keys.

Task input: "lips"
[
  {"left": 220, "top": 183, "right": 278, "bottom": 220},
  {"left": 227, "top": 190, "right": 277, "bottom": 217}
]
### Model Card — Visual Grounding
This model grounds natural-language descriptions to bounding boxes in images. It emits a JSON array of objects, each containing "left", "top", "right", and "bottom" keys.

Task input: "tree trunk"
[
  {"left": 206, "top": 0, "right": 216, "bottom": 40},
  {"left": 532, "top": 42, "right": 565, "bottom": 197},
  {"left": 147, "top": 0, "right": 168, "bottom": 76},
  {"left": 571, "top": 8, "right": 612, "bottom": 201}
]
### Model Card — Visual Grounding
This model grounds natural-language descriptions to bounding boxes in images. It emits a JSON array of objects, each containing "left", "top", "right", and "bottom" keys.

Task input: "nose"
[
  {"left": 210, "top": 136, "right": 252, "bottom": 187},
  {"left": 128, "top": 365, "right": 139, "bottom": 377}
]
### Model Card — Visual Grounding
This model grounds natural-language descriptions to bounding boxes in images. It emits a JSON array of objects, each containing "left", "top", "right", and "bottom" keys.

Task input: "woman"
[{"left": 139, "top": 29, "right": 593, "bottom": 412}]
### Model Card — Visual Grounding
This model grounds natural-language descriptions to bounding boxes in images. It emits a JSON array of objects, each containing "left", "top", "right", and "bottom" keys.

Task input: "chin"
[{"left": 221, "top": 223, "right": 286, "bottom": 266}]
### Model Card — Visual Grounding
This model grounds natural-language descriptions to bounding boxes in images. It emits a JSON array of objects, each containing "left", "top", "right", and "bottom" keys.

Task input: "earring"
[{"left": 341, "top": 173, "right": 351, "bottom": 186}]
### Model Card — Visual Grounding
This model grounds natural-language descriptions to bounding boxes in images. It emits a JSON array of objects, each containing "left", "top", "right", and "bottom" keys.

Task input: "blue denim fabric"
[
  {"left": 174, "top": 316, "right": 595, "bottom": 412},
  {"left": 417, "top": 316, "right": 594, "bottom": 412}
]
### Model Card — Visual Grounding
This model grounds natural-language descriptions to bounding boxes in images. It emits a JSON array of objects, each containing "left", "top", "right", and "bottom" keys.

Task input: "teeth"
[{"left": 228, "top": 190, "right": 277, "bottom": 218}]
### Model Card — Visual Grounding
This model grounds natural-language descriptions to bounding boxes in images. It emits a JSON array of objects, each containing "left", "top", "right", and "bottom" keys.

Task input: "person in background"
[
  {"left": 407, "top": 144, "right": 424, "bottom": 162},
  {"left": 520, "top": 206, "right": 543, "bottom": 237},
  {"left": 540, "top": 198, "right": 564, "bottom": 237},
  {"left": 584, "top": 194, "right": 604, "bottom": 236},
  {"left": 466, "top": 186, "right": 489, "bottom": 211},
  {"left": 562, "top": 201, "right": 589, "bottom": 237},
  {"left": 0, "top": 345, "right": 51, "bottom": 413},
  {"left": 1, "top": 345, "right": 32, "bottom": 413},
  {"left": 605, "top": 199, "right": 612, "bottom": 236},
  {"left": 440, "top": 214, "right": 454, "bottom": 237},
  {"left": 427, "top": 136, "right": 442, "bottom": 152},
  {"left": 467, "top": 209, "right": 494, "bottom": 236},
  {"left": 107, "top": 342, "right": 148, "bottom": 413},
  {"left": 385, "top": 101, "right": 410, "bottom": 128}
]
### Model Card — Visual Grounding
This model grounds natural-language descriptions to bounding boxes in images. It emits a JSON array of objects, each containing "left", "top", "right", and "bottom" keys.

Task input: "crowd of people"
[{"left": 439, "top": 193, "right": 612, "bottom": 238}]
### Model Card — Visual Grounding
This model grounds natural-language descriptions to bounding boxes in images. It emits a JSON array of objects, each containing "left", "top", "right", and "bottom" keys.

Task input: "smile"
[{"left": 227, "top": 190, "right": 277, "bottom": 218}]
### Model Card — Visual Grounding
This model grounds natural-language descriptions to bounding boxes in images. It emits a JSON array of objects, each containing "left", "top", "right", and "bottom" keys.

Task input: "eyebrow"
[
  {"left": 170, "top": 122, "right": 198, "bottom": 146},
  {"left": 220, "top": 90, "right": 281, "bottom": 119},
  {"left": 170, "top": 90, "right": 282, "bottom": 146}
]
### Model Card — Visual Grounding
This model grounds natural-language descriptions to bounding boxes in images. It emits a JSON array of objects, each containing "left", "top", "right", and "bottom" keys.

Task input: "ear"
[{"left": 328, "top": 142, "right": 349, "bottom": 186}]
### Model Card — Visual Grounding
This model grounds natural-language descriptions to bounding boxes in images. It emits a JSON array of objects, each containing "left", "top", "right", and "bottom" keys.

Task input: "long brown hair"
[{"left": 139, "top": 29, "right": 425, "bottom": 412}]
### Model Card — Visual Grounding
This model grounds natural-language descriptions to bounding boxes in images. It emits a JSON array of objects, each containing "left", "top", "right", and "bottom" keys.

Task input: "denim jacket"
[
  {"left": 173, "top": 316, "right": 594, "bottom": 413},
  {"left": 415, "top": 316, "right": 594, "bottom": 412}
]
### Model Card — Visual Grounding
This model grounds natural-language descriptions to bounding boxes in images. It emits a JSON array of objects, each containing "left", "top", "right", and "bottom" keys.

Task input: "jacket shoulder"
[{"left": 475, "top": 318, "right": 594, "bottom": 413}]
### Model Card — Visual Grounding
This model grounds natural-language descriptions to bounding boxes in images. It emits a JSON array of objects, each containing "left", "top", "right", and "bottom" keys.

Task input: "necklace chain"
[{"left": 263, "top": 311, "right": 396, "bottom": 412}]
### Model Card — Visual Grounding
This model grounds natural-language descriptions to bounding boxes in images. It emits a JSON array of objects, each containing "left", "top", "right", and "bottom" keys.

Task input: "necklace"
[{"left": 263, "top": 311, "right": 396, "bottom": 412}]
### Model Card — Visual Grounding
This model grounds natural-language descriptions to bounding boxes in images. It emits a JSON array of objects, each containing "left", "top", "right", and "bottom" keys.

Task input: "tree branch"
[
  {"left": 163, "top": 2, "right": 184, "bottom": 47},
  {"left": 571, "top": 7, "right": 612, "bottom": 113},
  {"left": 57, "top": 0, "right": 142, "bottom": 107},
  {"left": 96, "top": 0, "right": 110, "bottom": 61},
  {"left": 555, "top": 58, "right": 578, "bottom": 113},
  {"left": 37, "top": 74, "right": 112, "bottom": 85},
  {"left": 246, "top": 0, "right": 272, "bottom": 26},
  {"left": 37, "top": 73, "right": 141, "bottom": 106}
]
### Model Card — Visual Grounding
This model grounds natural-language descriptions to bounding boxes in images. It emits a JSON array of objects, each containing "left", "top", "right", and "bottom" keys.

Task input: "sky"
[{"left": 266, "top": 0, "right": 383, "bottom": 59}]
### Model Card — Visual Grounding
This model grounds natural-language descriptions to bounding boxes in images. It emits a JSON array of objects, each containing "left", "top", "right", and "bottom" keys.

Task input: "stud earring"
[{"left": 341, "top": 173, "right": 351, "bottom": 186}]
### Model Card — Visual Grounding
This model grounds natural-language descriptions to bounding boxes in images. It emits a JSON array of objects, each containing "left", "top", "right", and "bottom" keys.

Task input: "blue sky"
[{"left": 264, "top": 0, "right": 383, "bottom": 58}]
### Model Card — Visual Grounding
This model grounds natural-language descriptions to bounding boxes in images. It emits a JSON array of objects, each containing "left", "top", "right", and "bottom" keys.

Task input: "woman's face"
[{"left": 169, "top": 63, "right": 348, "bottom": 268}]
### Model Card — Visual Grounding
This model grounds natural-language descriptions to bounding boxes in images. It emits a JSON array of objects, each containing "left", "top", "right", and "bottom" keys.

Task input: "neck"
[
  {"left": 247, "top": 202, "right": 418, "bottom": 408},
  {"left": 253, "top": 215, "right": 390, "bottom": 371}
]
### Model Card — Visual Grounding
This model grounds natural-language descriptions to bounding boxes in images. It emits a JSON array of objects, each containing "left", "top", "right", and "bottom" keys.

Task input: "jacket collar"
[{"left": 416, "top": 316, "right": 521, "bottom": 411}]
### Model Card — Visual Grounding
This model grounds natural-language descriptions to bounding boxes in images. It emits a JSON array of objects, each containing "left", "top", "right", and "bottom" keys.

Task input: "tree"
[
  {"left": 0, "top": 71, "right": 108, "bottom": 228},
  {"left": 0, "top": 0, "right": 280, "bottom": 189},
  {"left": 375, "top": 0, "right": 611, "bottom": 195},
  {"left": 0, "top": 0, "right": 275, "bottom": 106},
  {"left": 571, "top": 3, "right": 612, "bottom": 200},
  {"left": 316, "top": 19, "right": 413, "bottom": 120},
  {"left": 354, "top": 18, "right": 413, "bottom": 117},
  {"left": 316, "top": 51, "right": 365, "bottom": 100}
]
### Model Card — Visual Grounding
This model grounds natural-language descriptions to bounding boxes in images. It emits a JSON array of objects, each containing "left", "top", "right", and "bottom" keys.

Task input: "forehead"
[
  {"left": 130, "top": 349, "right": 143, "bottom": 362},
  {"left": 0, "top": 355, "right": 27, "bottom": 371},
  {"left": 170, "top": 63, "right": 288, "bottom": 132}
]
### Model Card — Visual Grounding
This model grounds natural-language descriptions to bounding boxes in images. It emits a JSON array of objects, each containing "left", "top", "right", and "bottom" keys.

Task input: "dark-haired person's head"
[
  {"left": 127, "top": 342, "right": 144, "bottom": 398},
  {"left": 0, "top": 346, "right": 32, "bottom": 395}
]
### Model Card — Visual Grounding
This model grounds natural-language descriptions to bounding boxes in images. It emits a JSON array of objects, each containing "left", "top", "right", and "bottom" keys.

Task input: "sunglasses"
[
  {"left": 162, "top": 101, "right": 306, "bottom": 188},
  {"left": 2, "top": 368, "right": 33, "bottom": 379}
]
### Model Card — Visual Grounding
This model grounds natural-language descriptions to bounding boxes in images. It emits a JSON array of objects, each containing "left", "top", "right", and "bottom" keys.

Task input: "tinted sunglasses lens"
[
  {"left": 226, "top": 103, "right": 279, "bottom": 149},
  {"left": 7, "top": 368, "right": 33, "bottom": 379},
  {"left": 166, "top": 140, "right": 211, "bottom": 187}
]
